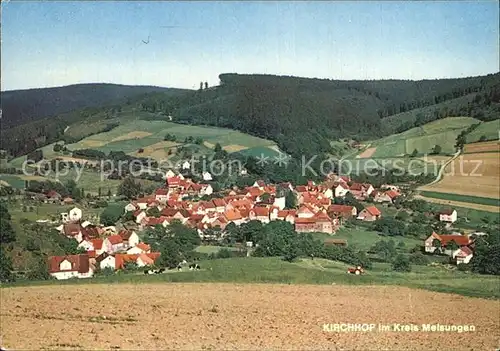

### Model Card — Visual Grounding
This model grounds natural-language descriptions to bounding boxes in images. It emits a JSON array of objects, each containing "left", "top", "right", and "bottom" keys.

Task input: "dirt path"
[
  {"left": 424, "top": 149, "right": 461, "bottom": 187},
  {"left": 1, "top": 283, "right": 498, "bottom": 350}
]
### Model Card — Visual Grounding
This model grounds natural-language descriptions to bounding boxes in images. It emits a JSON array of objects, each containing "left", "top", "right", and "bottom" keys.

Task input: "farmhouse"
[
  {"left": 103, "top": 235, "right": 126, "bottom": 253},
  {"left": 439, "top": 209, "right": 458, "bottom": 223},
  {"left": 424, "top": 232, "right": 472, "bottom": 254},
  {"left": 357, "top": 206, "right": 381, "bottom": 221},
  {"left": 48, "top": 254, "right": 94, "bottom": 280},
  {"left": 295, "top": 212, "right": 335, "bottom": 234},
  {"left": 154, "top": 188, "right": 169, "bottom": 203},
  {"left": 333, "top": 183, "right": 350, "bottom": 198},
  {"left": 327, "top": 204, "right": 357, "bottom": 219},
  {"left": 453, "top": 246, "right": 474, "bottom": 264}
]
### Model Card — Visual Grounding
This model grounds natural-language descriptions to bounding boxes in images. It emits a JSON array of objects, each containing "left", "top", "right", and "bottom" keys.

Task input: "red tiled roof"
[
  {"left": 225, "top": 209, "right": 242, "bottom": 221},
  {"left": 439, "top": 208, "right": 455, "bottom": 215},
  {"left": 155, "top": 188, "right": 169, "bottom": 195},
  {"left": 437, "top": 234, "right": 471, "bottom": 246},
  {"left": 48, "top": 254, "right": 90, "bottom": 274},
  {"left": 252, "top": 207, "right": 270, "bottom": 217},
  {"left": 385, "top": 190, "right": 400, "bottom": 199},
  {"left": 63, "top": 223, "right": 81, "bottom": 237},
  {"left": 365, "top": 206, "right": 381, "bottom": 216},
  {"left": 328, "top": 205, "right": 354, "bottom": 214},
  {"left": 138, "top": 253, "right": 154, "bottom": 266},
  {"left": 295, "top": 218, "right": 316, "bottom": 224},
  {"left": 81, "top": 226, "right": 100, "bottom": 239},
  {"left": 456, "top": 246, "right": 473, "bottom": 257},
  {"left": 114, "top": 254, "right": 139, "bottom": 270},
  {"left": 119, "top": 230, "right": 133, "bottom": 240},
  {"left": 106, "top": 235, "right": 123, "bottom": 245},
  {"left": 349, "top": 183, "right": 363, "bottom": 191},
  {"left": 90, "top": 238, "right": 104, "bottom": 250},
  {"left": 212, "top": 198, "right": 226, "bottom": 207},
  {"left": 313, "top": 211, "right": 332, "bottom": 222},
  {"left": 295, "top": 185, "right": 308, "bottom": 193},
  {"left": 136, "top": 243, "right": 151, "bottom": 252}
]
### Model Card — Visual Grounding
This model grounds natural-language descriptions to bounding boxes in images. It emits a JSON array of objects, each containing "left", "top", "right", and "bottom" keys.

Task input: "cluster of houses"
[
  {"left": 46, "top": 168, "right": 475, "bottom": 279},
  {"left": 48, "top": 209, "right": 161, "bottom": 280},
  {"left": 123, "top": 172, "right": 400, "bottom": 238}
]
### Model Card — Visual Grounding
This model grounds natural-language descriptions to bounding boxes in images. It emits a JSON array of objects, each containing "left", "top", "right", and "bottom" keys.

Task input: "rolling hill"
[
  {"left": 0, "top": 83, "right": 188, "bottom": 129},
  {"left": 1, "top": 72, "right": 499, "bottom": 161}
]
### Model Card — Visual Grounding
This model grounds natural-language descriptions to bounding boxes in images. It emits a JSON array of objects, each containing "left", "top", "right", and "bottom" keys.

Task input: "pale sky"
[{"left": 2, "top": 1, "right": 499, "bottom": 91}]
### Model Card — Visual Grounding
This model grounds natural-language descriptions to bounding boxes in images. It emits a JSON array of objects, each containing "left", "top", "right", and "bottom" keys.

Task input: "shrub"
[
  {"left": 392, "top": 254, "right": 411, "bottom": 272},
  {"left": 409, "top": 252, "right": 429, "bottom": 265}
]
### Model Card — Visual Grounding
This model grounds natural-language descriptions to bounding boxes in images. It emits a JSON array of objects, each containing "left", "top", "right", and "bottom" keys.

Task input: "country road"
[{"left": 424, "top": 149, "right": 462, "bottom": 187}]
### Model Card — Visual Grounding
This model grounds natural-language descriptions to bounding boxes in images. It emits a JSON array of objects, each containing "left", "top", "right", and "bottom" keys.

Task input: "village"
[{"left": 42, "top": 169, "right": 478, "bottom": 280}]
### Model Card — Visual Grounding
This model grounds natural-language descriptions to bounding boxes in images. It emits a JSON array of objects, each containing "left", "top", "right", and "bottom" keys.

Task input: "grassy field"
[
  {"left": 420, "top": 191, "right": 499, "bottom": 207},
  {"left": 194, "top": 245, "right": 240, "bottom": 254},
  {"left": 4, "top": 257, "right": 499, "bottom": 299},
  {"left": 64, "top": 120, "right": 278, "bottom": 160},
  {"left": 359, "top": 117, "right": 480, "bottom": 158},
  {"left": 0, "top": 175, "right": 27, "bottom": 188},
  {"left": 466, "top": 119, "right": 500, "bottom": 143},
  {"left": 310, "top": 226, "right": 423, "bottom": 252}
]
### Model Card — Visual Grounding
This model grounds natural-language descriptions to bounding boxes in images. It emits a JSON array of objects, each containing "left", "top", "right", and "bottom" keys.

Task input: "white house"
[
  {"left": 323, "top": 188, "right": 333, "bottom": 199},
  {"left": 69, "top": 207, "right": 83, "bottom": 222},
  {"left": 124, "top": 203, "right": 137, "bottom": 212},
  {"left": 77, "top": 239, "right": 94, "bottom": 252},
  {"left": 240, "top": 168, "right": 248, "bottom": 175},
  {"left": 119, "top": 230, "right": 140, "bottom": 248},
  {"left": 273, "top": 196, "right": 286, "bottom": 210},
  {"left": 103, "top": 235, "right": 126, "bottom": 253},
  {"left": 165, "top": 169, "right": 176, "bottom": 179},
  {"left": 48, "top": 254, "right": 94, "bottom": 280},
  {"left": 439, "top": 209, "right": 458, "bottom": 223},
  {"left": 453, "top": 246, "right": 474, "bottom": 264},
  {"left": 135, "top": 211, "right": 147, "bottom": 224},
  {"left": 200, "top": 184, "right": 213, "bottom": 196},
  {"left": 334, "top": 184, "right": 350, "bottom": 198},
  {"left": 98, "top": 254, "right": 116, "bottom": 270},
  {"left": 154, "top": 188, "right": 169, "bottom": 203},
  {"left": 182, "top": 161, "right": 191, "bottom": 170},
  {"left": 202, "top": 172, "right": 213, "bottom": 181}
]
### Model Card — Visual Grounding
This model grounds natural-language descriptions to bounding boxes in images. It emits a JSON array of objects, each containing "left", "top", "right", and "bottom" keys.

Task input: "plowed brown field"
[{"left": 1, "top": 283, "right": 498, "bottom": 350}]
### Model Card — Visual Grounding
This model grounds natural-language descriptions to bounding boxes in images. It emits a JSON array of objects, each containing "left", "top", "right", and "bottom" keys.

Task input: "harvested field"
[
  {"left": 420, "top": 153, "right": 500, "bottom": 200},
  {"left": 77, "top": 139, "right": 108, "bottom": 148},
  {"left": 357, "top": 147, "right": 377, "bottom": 158},
  {"left": 128, "top": 141, "right": 179, "bottom": 160},
  {"left": 222, "top": 144, "right": 248, "bottom": 152},
  {"left": 110, "top": 131, "right": 153, "bottom": 142},
  {"left": 464, "top": 140, "right": 499, "bottom": 154},
  {"left": 1, "top": 283, "right": 498, "bottom": 350}
]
